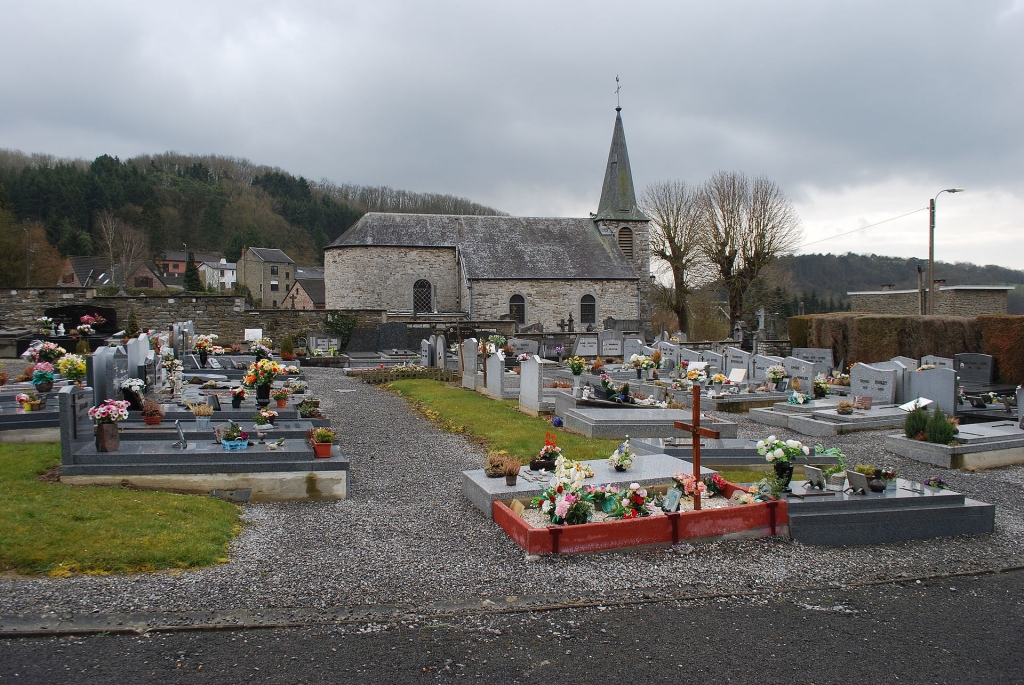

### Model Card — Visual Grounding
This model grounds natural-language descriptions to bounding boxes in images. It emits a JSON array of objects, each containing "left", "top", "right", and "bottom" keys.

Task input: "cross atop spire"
[{"left": 595, "top": 105, "right": 647, "bottom": 222}]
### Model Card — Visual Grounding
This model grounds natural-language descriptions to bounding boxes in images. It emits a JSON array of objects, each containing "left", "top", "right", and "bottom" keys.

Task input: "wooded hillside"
[{"left": 0, "top": 149, "right": 503, "bottom": 284}]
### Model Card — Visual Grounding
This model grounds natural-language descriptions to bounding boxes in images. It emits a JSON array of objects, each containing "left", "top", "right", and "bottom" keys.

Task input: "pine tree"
[{"left": 183, "top": 251, "right": 203, "bottom": 291}]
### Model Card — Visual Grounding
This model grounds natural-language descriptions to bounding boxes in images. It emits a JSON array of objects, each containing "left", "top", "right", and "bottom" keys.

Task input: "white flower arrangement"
[
  {"left": 120, "top": 378, "right": 146, "bottom": 392},
  {"left": 607, "top": 436, "right": 635, "bottom": 469},
  {"left": 765, "top": 365, "right": 787, "bottom": 382},
  {"left": 756, "top": 435, "right": 810, "bottom": 463}
]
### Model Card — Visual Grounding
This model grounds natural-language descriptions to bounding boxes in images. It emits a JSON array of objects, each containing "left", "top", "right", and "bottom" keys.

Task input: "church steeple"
[{"left": 595, "top": 107, "right": 648, "bottom": 222}]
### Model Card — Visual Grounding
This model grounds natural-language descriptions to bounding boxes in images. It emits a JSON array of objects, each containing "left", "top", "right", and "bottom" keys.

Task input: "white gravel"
[{"left": 1, "top": 368, "right": 1023, "bottom": 618}]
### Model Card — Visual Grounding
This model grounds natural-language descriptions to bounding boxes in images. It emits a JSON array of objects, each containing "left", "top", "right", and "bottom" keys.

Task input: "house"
[
  {"left": 237, "top": 247, "right": 296, "bottom": 308},
  {"left": 154, "top": 251, "right": 223, "bottom": 279},
  {"left": 199, "top": 259, "right": 237, "bottom": 292},
  {"left": 283, "top": 278, "right": 326, "bottom": 310},
  {"left": 57, "top": 257, "right": 166, "bottom": 290},
  {"left": 323, "top": 107, "right": 651, "bottom": 331}
]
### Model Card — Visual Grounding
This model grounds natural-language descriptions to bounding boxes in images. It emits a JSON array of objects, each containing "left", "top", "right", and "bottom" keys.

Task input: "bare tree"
[
  {"left": 95, "top": 211, "right": 148, "bottom": 293},
  {"left": 697, "top": 172, "right": 802, "bottom": 327},
  {"left": 640, "top": 180, "right": 710, "bottom": 335}
]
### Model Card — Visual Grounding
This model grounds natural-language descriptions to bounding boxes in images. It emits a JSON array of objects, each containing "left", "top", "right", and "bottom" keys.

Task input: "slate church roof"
[
  {"left": 329, "top": 214, "right": 638, "bottom": 280},
  {"left": 595, "top": 107, "right": 648, "bottom": 222}
]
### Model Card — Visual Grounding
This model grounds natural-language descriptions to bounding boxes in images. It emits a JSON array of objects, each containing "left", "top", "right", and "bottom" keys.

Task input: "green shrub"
[
  {"left": 926, "top": 407, "right": 955, "bottom": 444},
  {"left": 904, "top": 407, "right": 929, "bottom": 439},
  {"left": 280, "top": 335, "right": 294, "bottom": 355},
  {"left": 75, "top": 339, "right": 91, "bottom": 355}
]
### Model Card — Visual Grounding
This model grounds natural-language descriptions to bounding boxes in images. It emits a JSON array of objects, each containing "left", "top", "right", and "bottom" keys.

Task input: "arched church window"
[
  {"left": 618, "top": 227, "right": 634, "bottom": 259},
  {"left": 413, "top": 279, "right": 432, "bottom": 313},
  {"left": 580, "top": 294, "right": 596, "bottom": 325},
  {"left": 509, "top": 295, "right": 525, "bottom": 324}
]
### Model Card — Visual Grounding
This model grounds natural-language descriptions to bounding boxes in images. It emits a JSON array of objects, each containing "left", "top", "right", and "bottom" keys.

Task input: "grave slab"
[{"left": 563, "top": 407, "right": 736, "bottom": 440}]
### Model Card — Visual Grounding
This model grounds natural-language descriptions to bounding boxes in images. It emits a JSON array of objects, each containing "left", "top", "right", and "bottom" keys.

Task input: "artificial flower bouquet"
[
  {"left": 271, "top": 388, "right": 291, "bottom": 400},
  {"left": 36, "top": 316, "right": 54, "bottom": 334},
  {"left": 710, "top": 373, "right": 728, "bottom": 384},
  {"left": 245, "top": 359, "right": 284, "bottom": 386},
  {"left": 630, "top": 354, "right": 655, "bottom": 370},
  {"left": 685, "top": 368, "right": 707, "bottom": 383},
  {"left": 765, "top": 365, "right": 787, "bottom": 383},
  {"left": 608, "top": 482, "right": 656, "bottom": 519},
  {"left": 32, "top": 362, "right": 55, "bottom": 385},
  {"left": 16, "top": 392, "right": 39, "bottom": 405},
  {"left": 537, "top": 432, "right": 564, "bottom": 463},
  {"left": 88, "top": 399, "right": 130, "bottom": 423},
  {"left": 34, "top": 342, "right": 67, "bottom": 363},
  {"left": 192, "top": 334, "right": 219, "bottom": 353},
  {"left": 57, "top": 354, "right": 87, "bottom": 381},
  {"left": 478, "top": 335, "right": 506, "bottom": 357},
  {"left": 607, "top": 436, "right": 635, "bottom": 470},
  {"left": 253, "top": 408, "right": 278, "bottom": 425},
  {"left": 672, "top": 472, "right": 708, "bottom": 499},
  {"left": 80, "top": 313, "right": 106, "bottom": 327},
  {"left": 74, "top": 324, "right": 94, "bottom": 336},
  {"left": 120, "top": 377, "right": 146, "bottom": 394},
  {"left": 757, "top": 436, "right": 810, "bottom": 463},
  {"left": 249, "top": 338, "right": 274, "bottom": 360},
  {"left": 564, "top": 356, "right": 587, "bottom": 375},
  {"left": 230, "top": 386, "right": 247, "bottom": 399}
]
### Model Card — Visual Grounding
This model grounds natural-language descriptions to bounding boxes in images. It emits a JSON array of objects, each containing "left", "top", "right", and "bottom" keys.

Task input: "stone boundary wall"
[
  {"left": 0, "top": 288, "right": 384, "bottom": 346},
  {"left": 848, "top": 289, "right": 1008, "bottom": 316}
]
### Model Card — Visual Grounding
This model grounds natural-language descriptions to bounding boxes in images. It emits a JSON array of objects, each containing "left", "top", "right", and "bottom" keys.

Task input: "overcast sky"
[{"left": 2, "top": 1, "right": 1022, "bottom": 269}]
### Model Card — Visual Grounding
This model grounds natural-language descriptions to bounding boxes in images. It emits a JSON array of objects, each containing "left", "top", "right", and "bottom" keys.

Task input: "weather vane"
[{"left": 615, "top": 75, "right": 621, "bottom": 108}]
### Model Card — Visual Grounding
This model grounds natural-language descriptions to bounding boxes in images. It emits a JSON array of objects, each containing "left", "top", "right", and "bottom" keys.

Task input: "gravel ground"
[{"left": 2, "top": 368, "right": 1023, "bottom": 618}]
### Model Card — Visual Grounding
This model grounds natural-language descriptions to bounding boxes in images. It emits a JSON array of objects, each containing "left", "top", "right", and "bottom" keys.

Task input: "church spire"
[{"left": 595, "top": 106, "right": 648, "bottom": 222}]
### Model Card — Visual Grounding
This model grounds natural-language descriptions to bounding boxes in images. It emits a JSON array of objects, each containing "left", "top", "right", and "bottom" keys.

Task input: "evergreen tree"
[{"left": 183, "top": 251, "right": 203, "bottom": 291}]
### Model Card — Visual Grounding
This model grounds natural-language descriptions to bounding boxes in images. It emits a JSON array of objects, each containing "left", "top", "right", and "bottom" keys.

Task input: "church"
[{"left": 323, "top": 108, "right": 652, "bottom": 332}]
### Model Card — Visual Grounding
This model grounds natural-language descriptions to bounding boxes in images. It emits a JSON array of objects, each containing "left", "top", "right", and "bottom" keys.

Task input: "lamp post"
[{"left": 928, "top": 188, "right": 964, "bottom": 314}]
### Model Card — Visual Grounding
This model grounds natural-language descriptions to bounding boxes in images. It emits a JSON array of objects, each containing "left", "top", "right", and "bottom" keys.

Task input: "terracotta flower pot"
[
  {"left": 312, "top": 441, "right": 332, "bottom": 458},
  {"left": 143, "top": 414, "right": 162, "bottom": 425},
  {"left": 275, "top": 398, "right": 287, "bottom": 408},
  {"left": 95, "top": 422, "right": 120, "bottom": 452}
]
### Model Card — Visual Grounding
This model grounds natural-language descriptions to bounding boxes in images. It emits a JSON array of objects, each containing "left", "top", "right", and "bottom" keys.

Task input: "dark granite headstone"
[
  {"left": 378, "top": 322, "right": 410, "bottom": 351},
  {"left": 955, "top": 353, "right": 994, "bottom": 384},
  {"left": 346, "top": 327, "right": 380, "bottom": 353}
]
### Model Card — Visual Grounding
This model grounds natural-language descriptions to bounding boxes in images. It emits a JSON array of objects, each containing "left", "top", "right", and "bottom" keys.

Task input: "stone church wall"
[
  {"left": 469, "top": 279, "right": 638, "bottom": 331},
  {"left": 325, "top": 246, "right": 460, "bottom": 311}
]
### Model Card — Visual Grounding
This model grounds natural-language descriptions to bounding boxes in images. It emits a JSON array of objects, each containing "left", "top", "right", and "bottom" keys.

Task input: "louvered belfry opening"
[
  {"left": 413, "top": 279, "right": 432, "bottom": 312},
  {"left": 618, "top": 227, "right": 633, "bottom": 259}
]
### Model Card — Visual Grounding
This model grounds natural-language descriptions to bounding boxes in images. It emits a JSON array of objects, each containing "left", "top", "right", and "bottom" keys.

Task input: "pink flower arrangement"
[
  {"left": 34, "top": 362, "right": 54, "bottom": 373},
  {"left": 673, "top": 472, "right": 708, "bottom": 498},
  {"left": 87, "top": 399, "right": 130, "bottom": 423},
  {"left": 80, "top": 313, "right": 107, "bottom": 326}
]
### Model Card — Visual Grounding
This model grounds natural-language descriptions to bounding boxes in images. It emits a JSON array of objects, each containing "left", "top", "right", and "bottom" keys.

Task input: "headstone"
[
  {"left": 244, "top": 328, "right": 263, "bottom": 342},
  {"left": 346, "top": 327, "right": 380, "bottom": 353},
  {"left": 654, "top": 341, "right": 679, "bottom": 370},
  {"left": 908, "top": 367, "right": 958, "bottom": 416},
  {"left": 461, "top": 338, "right": 479, "bottom": 390},
  {"left": 727, "top": 368, "right": 747, "bottom": 383},
  {"left": 785, "top": 355, "right": 825, "bottom": 382},
  {"left": 59, "top": 385, "right": 94, "bottom": 460},
  {"left": 872, "top": 360, "right": 911, "bottom": 404},
  {"left": 622, "top": 338, "right": 645, "bottom": 361},
  {"left": 484, "top": 351, "right": 506, "bottom": 398},
  {"left": 126, "top": 334, "right": 148, "bottom": 377},
  {"left": 850, "top": 363, "right": 898, "bottom": 405},
  {"left": 792, "top": 348, "right": 834, "bottom": 371},
  {"left": 90, "top": 346, "right": 116, "bottom": 404},
  {"left": 679, "top": 347, "right": 702, "bottom": 364},
  {"left": 420, "top": 338, "right": 433, "bottom": 367},
  {"left": 701, "top": 351, "right": 725, "bottom": 375},
  {"left": 598, "top": 330, "right": 624, "bottom": 358},
  {"left": 377, "top": 322, "right": 410, "bottom": 351},
  {"left": 509, "top": 337, "right": 539, "bottom": 356},
  {"left": 786, "top": 357, "right": 816, "bottom": 398},
  {"left": 921, "top": 355, "right": 954, "bottom": 370},
  {"left": 891, "top": 356, "right": 919, "bottom": 371},
  {"left": 519, "top": 356, "right": 554, "bottom": 413},
  {"left": 434, "top": 334, "right": 447, "bottom": 368},
  {"left": 752, "top": 354, "right": 783, "bottom": 380},
  {"left": 573, "top": 334, "right": 599, "bottom": 357},
  {"left": 954, "top": 353, "right": 995, "bottom": 384},
  {"left": 725, "top": 347, "right": 751, "bottom": 377}
]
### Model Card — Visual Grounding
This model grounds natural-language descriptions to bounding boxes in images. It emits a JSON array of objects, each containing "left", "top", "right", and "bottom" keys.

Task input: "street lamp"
[{"left": 928, "top": 188, "right": 964, "bottom": 315}]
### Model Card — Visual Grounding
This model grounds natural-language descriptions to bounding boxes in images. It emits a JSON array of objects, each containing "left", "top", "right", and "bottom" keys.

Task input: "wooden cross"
[{"left": 674, "top": 385, "right": 720, "bottom": 510}]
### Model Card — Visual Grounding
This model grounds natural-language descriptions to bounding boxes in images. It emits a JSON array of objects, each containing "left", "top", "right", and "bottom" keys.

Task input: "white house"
[{"left": 199, "top": 259, "right": 237, "bottom": 292}]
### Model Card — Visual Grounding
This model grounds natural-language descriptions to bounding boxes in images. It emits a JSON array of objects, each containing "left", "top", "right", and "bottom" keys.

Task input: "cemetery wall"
[
  {"left": 324, "top": 246, "right": 460, "bottom": 311},
  {"left": 847, "top": 289, "right": 1008, "bottom": 316},
  {"left": 470, "top": 279, "right": 638, "bottom": 331},
  {"left": 0, "top": 288, "right": 384, "bottom": 345},
  {"left": 977, "top": 315, "right": 1024, "bottom": 385}
]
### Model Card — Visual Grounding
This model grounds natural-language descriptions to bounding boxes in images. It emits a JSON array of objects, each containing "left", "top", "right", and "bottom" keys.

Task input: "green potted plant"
[
  {"left": 254, "top": 408, "right": 278, "bottom": 426},
  {"left": 221, "top": 422, "right": 249, "bottom": 450},
  {"left": 272, "top": 387, "right": 290, "bottom": 408},
  {"left": 308, "top": 427, "right": 336, "bottom": 458}
]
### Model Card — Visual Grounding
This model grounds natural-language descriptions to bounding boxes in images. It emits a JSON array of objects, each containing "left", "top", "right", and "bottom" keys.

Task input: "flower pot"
[
  {"left": 773, "top": 461, "right": 795, "bottom": 490},
  {"left": 275, "top": 398, "right": 287, "bottom": 408},
  {"left": 21, "top": 402, "right": 32, "bottom": 411},
  {"left": 95, "top": 422, "right": 120, "bottom": 452},
  {"left": 312, "top": 441, "right": 333, "bottom": 458},
  {"left": 530, "top": 458, "right": 556, "bottom": 471},
  {"left": 614, "top": 465, "right": 628, "bottom": 472},
  {"left": 505, "top": 474, "right": 518, "bottom": 486},
  {"left": 143, "top": 414, "right": 162, "bottom": 426},
  {"left": 34, "top": 380, "right": 53, "bottom": 393},
  {"left": 868, "top": 477, "right": 886, "bottom": 493},
  {"left": 29, "top": 400, "right": 44, "bottom": 411},
  {"left": 198, "top": 350, "right": 208, "bottom": 368},
  {"left": 195, "top": 416, "right": 211, "bottom": 430},
  {"left": 255, "top": 384, "right": 271, "bottom": 407},
  {"left": 484, "top": 468, "right": 503, "bottom": 478},
  {"left": 828, "top": 473, "right": 847, "bottom": 487},
  {"left": 221, "top": 438, "right": 249, "bottom": 451},
  {"left": 231, "top": 396, "right": 243, "bottom": 409}
]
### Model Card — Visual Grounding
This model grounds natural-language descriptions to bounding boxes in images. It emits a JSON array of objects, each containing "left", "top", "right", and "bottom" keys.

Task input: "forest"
[{"left": 0, "top": 149, "right": 502, "bottom": 286}]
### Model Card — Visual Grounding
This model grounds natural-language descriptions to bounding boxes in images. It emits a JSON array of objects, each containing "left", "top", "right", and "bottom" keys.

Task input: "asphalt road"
[{"left": 2, "top": 568, "right": 1022, "bottom": 684}]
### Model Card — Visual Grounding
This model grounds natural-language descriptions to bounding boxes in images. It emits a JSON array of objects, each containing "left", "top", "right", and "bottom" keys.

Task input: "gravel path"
[{"left": 2, "top": 368, "right": 1023, "bottom": 617}]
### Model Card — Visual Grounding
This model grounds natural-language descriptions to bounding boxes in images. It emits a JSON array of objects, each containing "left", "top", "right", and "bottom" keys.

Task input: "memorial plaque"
[
  {"left": 792, "top": 347, "right": 834, "bottom": 370},
  {"left": 725, "top": 347, "right": 751, "bottom": 377},
  {"left": 921, "top": 355, "right": 954, "bottom": 370},
  {"left": 954, "top": 353, "right": 994, "bottom": 384},
  {"left": 244, "top": 328, "right": 263, "bottom": 342},
  {"left": 573, "top": 335, "right": 599, "bottom": 357},
  {"left": 752, "top": 354, "right": 783, "bottom": 380},
  {"left": 598, "top": 330, "right": 624, "bottom": 358}
]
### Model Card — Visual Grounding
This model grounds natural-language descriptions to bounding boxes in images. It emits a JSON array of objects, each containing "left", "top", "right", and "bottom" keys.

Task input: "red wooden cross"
[{"left": 673, "top": 385, "right": 720, "bottom": 510}]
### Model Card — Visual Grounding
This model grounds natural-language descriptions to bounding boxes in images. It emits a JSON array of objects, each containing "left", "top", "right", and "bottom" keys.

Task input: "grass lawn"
[
  {"left": 388, "top": 380, "right": 622, "bottom": 463},
  {"left": 388, "top": 380, "right": 782, "bottom": 485},
  {"left": 0, "top": 443, "right": 240, "bottom": 576}
]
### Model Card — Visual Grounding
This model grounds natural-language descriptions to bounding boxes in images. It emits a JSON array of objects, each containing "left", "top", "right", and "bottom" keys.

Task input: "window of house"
[
  {"left": 172, "top": 263, "right": 179, "bottom": 271},
  {"left": 618, "top": 227, "right": 634, "bottom": 259},
  {"left": 134, "top": 277, "right": 153, "bottom": 288},
  {"left": 270, "top": 266, "right": 279, "bottom": 275},
  {"left": 272, "top": 300, "right": 277, "bottom": 307},
  {"left": 285, "top": 272, "right": 290, "bottom": 279},
  {"left": 581, "top": 294, "right": 596, "bottom": 325},
  {"left": 62, "top": 274, "right": 75, "bottom": 283},
  {"left": 220, "top": 270, "right": 225, "bottom": 277},
  {"left": 413, "top": 279, "right": 432, "bottom": 313},
  {"left": 270, "top": 281, "right": 279, "bottom": 291},
  {"left": 509, "top": 294, "right": 525, "bottom": 324}
]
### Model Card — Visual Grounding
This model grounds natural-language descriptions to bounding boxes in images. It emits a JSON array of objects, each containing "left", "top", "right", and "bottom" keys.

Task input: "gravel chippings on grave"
[{"left": 1, "top": 370, "right": 1023, "bottom": 618}]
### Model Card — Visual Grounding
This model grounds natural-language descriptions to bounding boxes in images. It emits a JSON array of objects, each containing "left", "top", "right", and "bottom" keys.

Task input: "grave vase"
[
  {"left": 636, "top": 368, "right": 642, "bottom": 380},
  {"left": 122, "top": 389, "right": 144, "bottom": 411},
  {"left": 34, "top": 380, "right": 53, "bottom": 394},
  {"left": 95, "top": 422, "right": 120, "bottom": 452},
  {"left": 255, "top": 384, "right": 271, "bottom": 407},
  {"left": 231, "top": 395, "right": 243, "bottom": 409},
  {"left": 198, "top": 350, "right": 208, "bottom": 368},
  {"left": 773, "top": 461, "right": 794, "bottom": 491}
]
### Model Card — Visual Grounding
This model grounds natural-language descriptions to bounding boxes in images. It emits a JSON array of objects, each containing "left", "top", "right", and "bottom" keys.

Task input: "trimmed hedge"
[
  {"left": 978, "top": 315, "right": 1024, "bottom": 385},
  {"left": 787, "top": 315, "right": 814, "bottom": 349}
]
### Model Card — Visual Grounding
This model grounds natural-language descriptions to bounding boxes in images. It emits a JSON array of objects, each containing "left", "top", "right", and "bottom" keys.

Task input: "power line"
[{"left": 798, "top": 207, "right": 928, "bottom": 249}]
